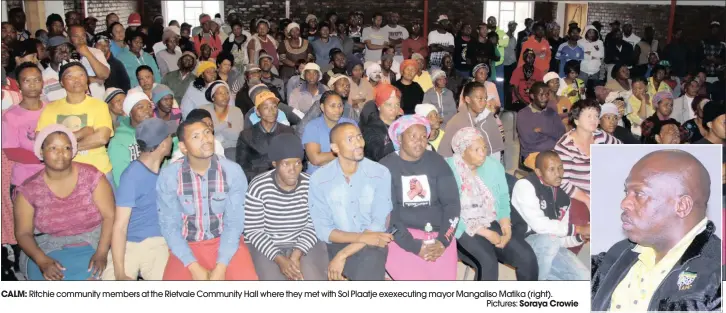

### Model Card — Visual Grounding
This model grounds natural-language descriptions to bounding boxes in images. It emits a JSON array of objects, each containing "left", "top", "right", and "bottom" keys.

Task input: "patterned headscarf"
[
  {"left": 387, "top": 114, "right": 431, "bottom": 150},
  {"left": 451, "top": 127, "right": 497, "bottom": 236},
  {"left": 652, "top": 91, "right": 674, "bottom": 109}
]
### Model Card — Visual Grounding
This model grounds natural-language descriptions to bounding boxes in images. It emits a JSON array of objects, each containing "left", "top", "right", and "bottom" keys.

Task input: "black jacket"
[
  {"left": 105, "top": 55, "right": 131, "bottom": 92},
  {"left": 591, "top": 221, "right": 722, "bottom": 311},
  {"left": 605, "top": 40, "right": 635, "bottom": 66},
  {"left": 361, "top": 111, "right": 394, "bottom": 162},
  {"left": 236, "top": 122, "right": 296, "bottom": 182}
]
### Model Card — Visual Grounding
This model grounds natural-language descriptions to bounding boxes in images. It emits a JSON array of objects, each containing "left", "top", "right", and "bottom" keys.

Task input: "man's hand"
[
  {"left": 188, "top": 262, "right": 210, "bottom": 281},
  {"left": 275, "top": 255, "right": 304, "bottom": 281},
  {"left": 76, "top": 44, "right": 93, "bottom": 58},
  {"left": 614, "top": 100, "right": 626, "bottom": 116},
  {"left": 209, "top": 263, "right": 227, "bottom": 281},
  {"left": 328, "top": 254, "right": 346, "bottom": 281},
  {"left": 358, "top": 231, "right": 393, "bottom": 247}
]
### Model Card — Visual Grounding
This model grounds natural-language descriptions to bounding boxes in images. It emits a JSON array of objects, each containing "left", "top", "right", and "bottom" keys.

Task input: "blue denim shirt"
[
  {"left": 308, "top": 158, "right": 392, "bottom": 243},
  {"left": 156, "top": 157, "right": 248, "bottom": 267}
]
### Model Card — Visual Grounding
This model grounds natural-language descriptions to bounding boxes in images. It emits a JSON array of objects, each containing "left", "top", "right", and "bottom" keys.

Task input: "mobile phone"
[{"left": 387, "top": 226, "right": 398, "bottom": 235}]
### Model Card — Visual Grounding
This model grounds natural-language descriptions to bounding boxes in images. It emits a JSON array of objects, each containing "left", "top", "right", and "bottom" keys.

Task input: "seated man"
[
  {"left": 244, "top": 133, "right": 328, "bottom": 280},
  {"left": 380, "top": 115, "right": 461, "bottom": 280},
  {"left": 302, "top": 90, "right": 357, "bottom": 174},
  {"left": 511, "top": 151, "right": 589, "bottom": 280},
  {"left": 308, "top": 122, "right": 393, "bottom": 280},
  {"left": 236, "top": 91, "right": 295, "bottom": 182},
  {"left": 516, "top": 82, "right": 566, "bottom": 169},
  {"left": 103, "top": 118, "right": 173, "bottom": 280},
  {"left": 157, "top": 118, "right": 258, "bottom": 280},
  {"left": 591, "top": 150, "right": 720, "bottom": 311},
  {"left": 108, "top": 91, "right": 153, "bottom": 187}
]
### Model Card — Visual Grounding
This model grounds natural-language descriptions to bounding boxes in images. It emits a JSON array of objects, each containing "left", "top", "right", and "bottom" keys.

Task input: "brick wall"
[
  {"left": 224, "top": 0, "right": 483, "bottom": 33},
  {"left": 82, "top": 0, "right": 139, "bottom": 32},
  {"left": 5, "top": 0, "right": 23, "bottom": 11},
  {"left": 533, "top": 2, "right": 725, "bottom": 45},
  {"left": 64, "top": 0, "right": 80, "bottom": 13}
]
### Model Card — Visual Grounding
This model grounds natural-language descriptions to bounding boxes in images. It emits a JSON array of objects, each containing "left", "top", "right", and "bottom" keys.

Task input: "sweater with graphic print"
[
  {"left": 108, "top": 116, "right": 140, "bottom": 186},
  {"left": 380, "top": 150, "right": 461, "bottom": 254}
]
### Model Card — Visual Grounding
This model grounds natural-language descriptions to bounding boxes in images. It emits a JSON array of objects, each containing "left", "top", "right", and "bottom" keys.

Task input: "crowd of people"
[{"left": 0, "top": 6, "right": 723, "bottom": 281}]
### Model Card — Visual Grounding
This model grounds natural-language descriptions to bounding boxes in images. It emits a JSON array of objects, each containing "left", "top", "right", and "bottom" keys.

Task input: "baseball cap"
[
  {"left": 136, "top": 118, "right": 173, "bottom": 150},
  {"left": 437, "top": 15, "right": 449, "bottom": 23}
]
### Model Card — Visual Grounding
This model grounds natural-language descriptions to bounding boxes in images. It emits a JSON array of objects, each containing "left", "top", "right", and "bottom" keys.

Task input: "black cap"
[{"left": 702, "top": 100, "right": 725, "bottom": 129}]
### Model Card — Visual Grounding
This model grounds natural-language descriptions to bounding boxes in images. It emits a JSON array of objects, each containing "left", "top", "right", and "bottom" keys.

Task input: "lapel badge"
[{"left": 676, "top": 271, "right": 697, "bottom": 291}]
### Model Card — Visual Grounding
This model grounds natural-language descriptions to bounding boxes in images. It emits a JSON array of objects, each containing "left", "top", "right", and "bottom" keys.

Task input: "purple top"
[{"left": 516, "top": 105, "right": 566, "bottom": 157}]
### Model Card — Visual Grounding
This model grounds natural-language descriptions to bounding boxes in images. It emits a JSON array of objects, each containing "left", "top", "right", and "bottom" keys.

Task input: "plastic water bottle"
[{"left": 423, "top": 222, "right": 435, "bottom": 245}]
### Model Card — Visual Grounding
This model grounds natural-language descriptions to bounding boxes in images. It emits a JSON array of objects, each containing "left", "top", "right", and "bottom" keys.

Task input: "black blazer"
[{"left": 591, "top": 221, "right": 722, "bottom": 311}]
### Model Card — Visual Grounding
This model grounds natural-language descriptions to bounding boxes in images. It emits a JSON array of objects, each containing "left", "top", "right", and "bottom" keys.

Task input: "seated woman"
[
  {"left": 558, "top": 61, "right": 585, "bottom": 106},
  {"left": 599, "top": 103, "right": 638, "bottom": 144},
  {"left": 554, "top": 100, "right": 621, "bottom": 253},
  {"left": 543, "top": 72, "right": 572, "bottom": 128},
  {"left": 682, "top": 96, "right": 710, "bottom": 143},
  {"left": 380, "top": 115, "right": 460, "bottom": 280},
  {"left": 415, "top": 104, "right": 445, "bottom": 151},
  {"left": 181, "top": 61, "right": 218, "bottom": 119},
  {"left": 640, "top": 91, "right": 683, "bottom": 144},
  {"left": 446, "top": 127, "right": 538, "bottom": 281},
  {"left": 626, "top": 76, "right": 652, "bottom": 134},
  {"left": 361, "top": 84, "right": 401, "bottom": 162},
  {"left": 244, "top": 133, "right": 328, "bottom": 280},
  {"left": 200, "top": 81, "right": 244, "bottom": 160},
  {"left": 14, "top": 125, "right": 115, "bottom": 280}
]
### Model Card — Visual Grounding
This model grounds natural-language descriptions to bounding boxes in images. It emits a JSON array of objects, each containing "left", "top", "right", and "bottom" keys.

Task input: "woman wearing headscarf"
[
  {"left": 379, "top": 115, "right": 461, "bottom": 280},
  {"left": 361, "top": 84, "right": 401, "bottom": 161},
  {"left": 445, "top": 127, "right": 538, "bottom": 281},
  {"left": 277, "top": 22, "right": 312, "bottom": 82},
  {"left": 200, "top": 80, "right": 244, "bottom": 159},
  {"left": 14, "top": 124, "right": 115, "bottom": 280},
  {"left": 181, "top": 60, "right": 218, "bottom": 119},
  {"left": 509, "top": 48, "right": 543, "bottom": 111},
  {"left": 415, "top": 103, "right": 445, "bottom": 151},
  {"left": 639, "top": 91, "right": 684, "bottom": 144},
  {"left": 393, "top": 59, "right": 424, "bottom": 115},
  {"left": 247, "top": 19, "right": 279, "bottom": 69},
  {"left": 422, "top": 70, "right": 456, "bottom": 126}
]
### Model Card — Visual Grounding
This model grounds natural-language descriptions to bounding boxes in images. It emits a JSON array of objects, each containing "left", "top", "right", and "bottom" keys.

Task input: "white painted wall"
[
  {"left": 1, "top": 0, "right": 7, "bottom": 22},
  {"left": 44, "top": 0, "right": 65, "bottom": 18},
  {"left": 546, "top": 0, "right": 724, "bottom": 6}
]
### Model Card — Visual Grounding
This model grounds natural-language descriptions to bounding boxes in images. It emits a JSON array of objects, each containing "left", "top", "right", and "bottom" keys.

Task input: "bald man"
[
  {"left": 591, "top": 150, "right": 721, "bottom": 312},
  {"left": 512, "top": 151, "right": 589, "bottom": 281},
  {"left": 308, "top": 122, "right": 393, "bottom": 280}
]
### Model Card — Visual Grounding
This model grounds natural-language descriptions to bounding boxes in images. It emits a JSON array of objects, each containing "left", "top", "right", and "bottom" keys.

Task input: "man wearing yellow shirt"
[
  {"left": 591, "top": 150, "right": 721, "bottom": 312},
  {"left": 36, "top": 61, "right": 115, "bottom": 188}
]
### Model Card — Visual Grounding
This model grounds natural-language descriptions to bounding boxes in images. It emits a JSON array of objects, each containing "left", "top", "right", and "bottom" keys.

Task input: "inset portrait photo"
[{"left": 590, "top": 145, "right": 722, "bottom": 312}]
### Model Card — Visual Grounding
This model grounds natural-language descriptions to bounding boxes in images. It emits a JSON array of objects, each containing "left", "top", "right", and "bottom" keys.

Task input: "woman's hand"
[
  {"left": 88, "top": 252, "right": 108, "bottom": 279},
  {"left": 37, "top": 257, "right": 66, "bottom": 280},
  {"left": 478, "top": 228, "right": 502, "bottom": 246}
]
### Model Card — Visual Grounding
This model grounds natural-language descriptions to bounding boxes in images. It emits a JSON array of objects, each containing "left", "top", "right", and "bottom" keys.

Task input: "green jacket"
[
  {"left": 445, "top": 156, "right": 511, "bottom": 239},
  {"left": 495, "top": 27, "right": 509, "bottom": 67},
  {"left": 108, "top": 116, "right": 139, "bottom": 186}
]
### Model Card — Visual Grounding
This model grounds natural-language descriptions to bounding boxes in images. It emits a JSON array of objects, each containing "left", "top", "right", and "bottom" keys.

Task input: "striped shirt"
[
  {"left": 243, "top": 170, "right": 317, "bottom": 261},
  {"left": 554, "top": 130, "right": 621, "bottom": 196}
]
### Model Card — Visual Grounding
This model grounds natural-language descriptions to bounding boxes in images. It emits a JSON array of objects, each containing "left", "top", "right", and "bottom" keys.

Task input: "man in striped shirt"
[
  {"left": 157, "top": 119, "right": 258, "bottom": 280},
  {"left": 244, "top": 133, "right": 328, "bottom": 280}
]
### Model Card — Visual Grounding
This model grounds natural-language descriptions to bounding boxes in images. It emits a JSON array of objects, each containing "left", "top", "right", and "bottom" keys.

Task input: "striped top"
[
  {"left": 243, "top": 170, "right": 317, "bottom": 261},
  {"left": 554, "top": 130, "right": 621, "bottom": 196}
]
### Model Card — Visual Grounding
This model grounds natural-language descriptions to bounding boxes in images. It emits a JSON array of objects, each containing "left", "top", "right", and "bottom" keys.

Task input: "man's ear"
[
  {"left": 178, "top": 141, "right": 187, "bottom": 156},
  {"left": 655, "top": 134, "right": 662, "bottom": 144},
  {"left": 330, "top": 143, "right": 339, "bottom": 154},
  {"left": 674, "top": 195, "right": 694, "bottom": 219},
  {"left": 272, "top": 161, "right": 277, "bottom": 168}
]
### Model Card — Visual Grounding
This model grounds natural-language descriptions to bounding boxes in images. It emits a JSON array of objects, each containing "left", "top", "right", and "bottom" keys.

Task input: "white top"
[
  {"left": 81, "top": 47, "right": 110, "bottom": 100},
  {"left": 623, "top": 33, "right": 641, "bottom": 48}
]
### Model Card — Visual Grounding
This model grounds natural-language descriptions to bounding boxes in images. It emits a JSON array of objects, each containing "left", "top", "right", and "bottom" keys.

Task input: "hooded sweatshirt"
[
  {"left": 437, "top": 105, "right": 504, "bottom": 158},
  {"left": 108, "top": 116, "right": 140, "bottom": 187},
  {"left": 578, "top": 26, "right": 604, "bottom": 75}
]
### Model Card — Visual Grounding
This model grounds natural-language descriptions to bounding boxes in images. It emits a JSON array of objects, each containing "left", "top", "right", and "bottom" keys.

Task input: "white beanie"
[
  {"left": 415, "top": 103, "right": 438, "bottom": 117},
  {"left": 123, "top": 91, "right": 151, "bottom": 116},
  {"left": 543, "top": 72, "right": 560, "bottom": 83},
  {"left": 600, "top": 103, "right": 619, "bottom": 118}
]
